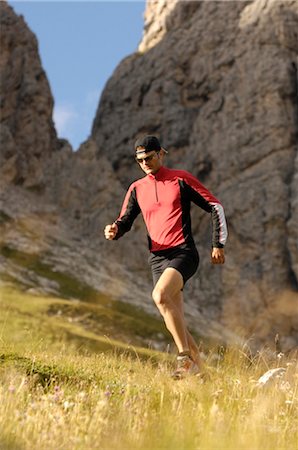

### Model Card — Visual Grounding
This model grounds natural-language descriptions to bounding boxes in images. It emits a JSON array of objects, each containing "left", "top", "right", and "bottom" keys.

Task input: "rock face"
[
  {"left": 138, "top": 0, "right": 179, "bottom": 53},
  {"left": 0, "top": 1, "right": 297, "bottom": 351},
  {"left": 0, "top": 2, "right": 58, "bottom": 187},
  {"left": 92, "top": 0, "right": 298, "bottom": 349}
]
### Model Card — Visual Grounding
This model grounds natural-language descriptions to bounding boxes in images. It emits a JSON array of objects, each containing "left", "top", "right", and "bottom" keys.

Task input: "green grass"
[
  {"left": 0, "top": 284, "right": 169, "bottom": 357},
  {"left": 0, "top": 284, "right": 297, "bottom": 450},
  {"left": 0, "top": 242, "right": 170, "bottom": 349}
]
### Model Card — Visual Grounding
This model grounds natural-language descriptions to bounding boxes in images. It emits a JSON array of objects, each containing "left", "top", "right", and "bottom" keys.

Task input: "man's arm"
[
  {"left": 181, "top": 172, "right": 228, "bottom": 262},
  {"left": 104, "top": 185, "right": 141, "bottom": 241}
]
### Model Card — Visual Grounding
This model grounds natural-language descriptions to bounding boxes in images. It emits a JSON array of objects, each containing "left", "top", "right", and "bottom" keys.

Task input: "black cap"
[{"left": 135, "top": 135, "right": 168, "bottom": 154}]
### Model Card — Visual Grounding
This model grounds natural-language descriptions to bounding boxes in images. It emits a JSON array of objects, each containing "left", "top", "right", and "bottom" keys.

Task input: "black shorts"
[{"left": 148, "top": 243, "right": 199, "bottom": 287}]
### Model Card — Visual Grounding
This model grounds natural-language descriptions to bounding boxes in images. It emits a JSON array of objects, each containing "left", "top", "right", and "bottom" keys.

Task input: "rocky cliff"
[
  {"left": 91, "top": 0, "right": 298, "bottom": 350},
  {"left": 0, "top": 2, "right": 60, "bottom": 188},
  {"left": 1, "top": 1, "right": 297, "bottom": 351}
]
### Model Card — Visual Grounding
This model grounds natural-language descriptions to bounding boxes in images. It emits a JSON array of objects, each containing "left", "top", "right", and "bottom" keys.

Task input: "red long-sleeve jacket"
[{"left": 115, "top": 166, "right": 228, "bottom": 252}]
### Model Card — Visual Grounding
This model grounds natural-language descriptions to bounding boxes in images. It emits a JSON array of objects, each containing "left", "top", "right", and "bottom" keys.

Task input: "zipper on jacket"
[{"left": 154, "top": 179, "right": 159, "bottom": 202}]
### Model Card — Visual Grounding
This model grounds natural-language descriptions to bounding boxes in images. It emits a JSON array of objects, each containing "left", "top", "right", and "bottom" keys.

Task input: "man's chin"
[{"left": 143, "top": 167, "right": 153, "bottom": 174}]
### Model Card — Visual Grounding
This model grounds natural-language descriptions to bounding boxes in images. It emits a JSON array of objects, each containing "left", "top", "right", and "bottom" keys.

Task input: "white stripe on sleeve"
[{"left": 210, "top": 203, "right": 228, "bottom": 246}]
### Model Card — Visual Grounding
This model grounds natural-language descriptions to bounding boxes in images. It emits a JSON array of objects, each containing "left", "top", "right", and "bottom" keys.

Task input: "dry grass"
[
  {"left": 1, "top": 348, "right": 297, "bottom": 450},
  {"left": 0, "top": 284, "right": 297, "bottom": 450}
]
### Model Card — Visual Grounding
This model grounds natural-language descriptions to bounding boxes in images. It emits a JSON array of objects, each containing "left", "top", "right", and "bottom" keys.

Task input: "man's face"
[{"left": 135, "top": 149, "right": 162, "bottom": 175}]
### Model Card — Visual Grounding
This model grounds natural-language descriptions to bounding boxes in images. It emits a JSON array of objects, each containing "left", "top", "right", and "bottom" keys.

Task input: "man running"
[{"left": 104, "top": 135, "right": 228, "bottom": 379}]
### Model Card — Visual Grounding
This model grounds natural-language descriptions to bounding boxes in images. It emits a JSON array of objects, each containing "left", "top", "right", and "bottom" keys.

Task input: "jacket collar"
[{"left": 148, "top": 165, "right": 167, "bottom": 180}]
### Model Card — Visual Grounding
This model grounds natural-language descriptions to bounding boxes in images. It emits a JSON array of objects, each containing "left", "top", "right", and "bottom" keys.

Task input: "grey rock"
[
  {"left": 256, "top": 367, "right": 286, "bottom": 387},
  {"left": 91, "top": 0, "right": 298, "bottom": 349},
  {"left": 0, "top": 2, "right": 59, "bottom": 187}
]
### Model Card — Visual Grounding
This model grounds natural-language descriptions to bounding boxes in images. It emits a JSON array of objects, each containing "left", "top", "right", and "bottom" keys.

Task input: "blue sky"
[{"left": 9, "top": 1, "right": 146, "bottom": 150}]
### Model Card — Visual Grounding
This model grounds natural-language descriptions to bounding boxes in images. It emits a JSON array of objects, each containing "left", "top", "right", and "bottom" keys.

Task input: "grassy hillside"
[
  {"left": 0, "top": 282, "right": 171, "bottom": 355},
  {"left": 0, "top": 283, "right": 297, "bottom": 450}
]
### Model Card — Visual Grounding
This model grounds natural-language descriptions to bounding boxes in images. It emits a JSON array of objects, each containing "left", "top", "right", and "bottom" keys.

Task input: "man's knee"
[{"left": 152, "top": 285, "right": 170, "bottom": 309}]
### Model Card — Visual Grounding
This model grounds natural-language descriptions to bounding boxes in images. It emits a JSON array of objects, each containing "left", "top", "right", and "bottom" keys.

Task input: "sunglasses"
[{"left": 135, "top": 152, "right": 159, "bottom": 164}]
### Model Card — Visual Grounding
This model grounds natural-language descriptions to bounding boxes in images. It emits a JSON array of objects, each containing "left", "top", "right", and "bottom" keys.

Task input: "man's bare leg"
[
  {"left": 175, "top": 291, "right": 204, "bottom": 372},
  {"left": 152, "top": 268, "right": 190, "bottom": 353},
  {"left": 152, "top": 267, "right": 204, "bottom": 373}
]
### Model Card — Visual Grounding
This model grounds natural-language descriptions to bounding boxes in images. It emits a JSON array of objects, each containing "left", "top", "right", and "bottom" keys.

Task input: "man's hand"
[
  {"left": 211, "top": 247, "right": 225, "bottom": 264},
  {"left": 104, "top": 223, "right": 118, "bottom": 240}
]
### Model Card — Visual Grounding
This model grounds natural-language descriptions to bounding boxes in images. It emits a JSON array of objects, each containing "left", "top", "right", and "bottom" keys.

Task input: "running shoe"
[{"left": 171, "top": 354, "right": 200, "bottom": 380}]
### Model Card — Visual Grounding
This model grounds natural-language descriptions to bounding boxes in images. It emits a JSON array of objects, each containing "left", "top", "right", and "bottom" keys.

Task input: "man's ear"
[{"left": 159, "top": 149, "right": 166, "bottom": 160}]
